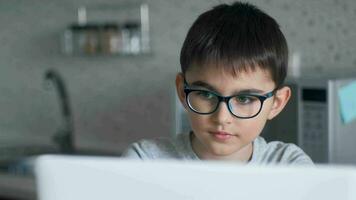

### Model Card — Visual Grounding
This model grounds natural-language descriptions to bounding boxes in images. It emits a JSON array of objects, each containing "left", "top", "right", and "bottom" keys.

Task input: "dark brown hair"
[{"left": 180, "top": 1, "right": 288, "bottom": 87}]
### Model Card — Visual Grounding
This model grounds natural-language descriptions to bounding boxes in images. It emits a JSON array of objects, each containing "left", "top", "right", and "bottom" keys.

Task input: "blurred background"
[
  {"left": 1, "top": 0, "right": 356, "bottom": 199},
  {"left": 0, "top": 0, "right": 356, "bottom": 168}
]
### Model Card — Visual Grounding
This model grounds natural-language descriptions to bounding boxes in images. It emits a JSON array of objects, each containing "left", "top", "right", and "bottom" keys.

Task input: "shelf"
[{"left": 62, "top": 3, "right": 150, "bottom": 56}]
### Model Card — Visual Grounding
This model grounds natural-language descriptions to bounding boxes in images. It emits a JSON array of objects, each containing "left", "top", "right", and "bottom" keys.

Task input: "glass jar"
[
  {"left": 65, "top": 24, "right": 86, "bottom": 55},
  {"left": 100, "top": 23, "right": 122, "bottom": 55},
  {"left": 83, "top": 24, "right": 100, "bottom": 55},
  {"left": 122, "top": 22, "right": 141, "bottom": 54}
]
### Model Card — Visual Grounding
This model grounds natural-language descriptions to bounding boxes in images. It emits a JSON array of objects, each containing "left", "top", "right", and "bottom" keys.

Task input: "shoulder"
[
  {"left": 121, "top": 137, "right": 176, "bottom": 159},
  {"left": 252, "top": 137, "right": 314, "bottom": 165},
  {"left": 121, "top": 133, "right": 192, "bottom": 160}
]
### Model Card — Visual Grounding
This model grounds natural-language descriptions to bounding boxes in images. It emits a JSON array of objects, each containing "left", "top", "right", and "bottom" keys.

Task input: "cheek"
[
  {"left": 245, "top": 119, "right": 266, "bottom": 134},
  {"left": 235, "top": 116, "right": 268, "bottom": 140},
  {"left": 187, "top": 112, "right": 209, "bottom": 131},
  {"left": 259, "top": 100, "right": 274, "bottom": 118}
]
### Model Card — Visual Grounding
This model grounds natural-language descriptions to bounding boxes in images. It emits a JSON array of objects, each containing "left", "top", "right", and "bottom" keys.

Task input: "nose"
[{"left": 212, "top": 102, "right": 233, "bottom": 125}]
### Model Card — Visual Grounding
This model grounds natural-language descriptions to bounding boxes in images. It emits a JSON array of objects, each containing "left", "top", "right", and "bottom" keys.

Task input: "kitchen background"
[{"left": 1, "top": 0, "right": 356, "bottom": 155}]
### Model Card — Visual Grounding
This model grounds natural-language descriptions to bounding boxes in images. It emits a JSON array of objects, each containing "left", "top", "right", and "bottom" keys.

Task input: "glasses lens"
[
  {"left": 187, "top": 90, "right": 218, "bottom": 113},
  {"left": 229, "top": 95, "right": 262, "bottom": 118}
]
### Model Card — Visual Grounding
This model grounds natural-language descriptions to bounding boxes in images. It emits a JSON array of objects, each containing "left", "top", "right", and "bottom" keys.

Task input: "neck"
[{"left": 191, "top": 133, "right": 253, "bottom": 162}]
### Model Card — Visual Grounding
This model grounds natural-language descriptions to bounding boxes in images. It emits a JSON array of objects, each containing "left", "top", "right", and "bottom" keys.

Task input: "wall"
[{"left": 0, "top": 0, "right": 355, "bottom": 154}]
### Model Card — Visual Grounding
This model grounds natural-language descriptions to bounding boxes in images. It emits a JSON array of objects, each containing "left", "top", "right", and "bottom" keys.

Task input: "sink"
[
  {"left": 0, "top": 157, "right": 36, "bottom": 177},
  {"left": 0, "top": 145, "right": 58, "bottom": 177}
]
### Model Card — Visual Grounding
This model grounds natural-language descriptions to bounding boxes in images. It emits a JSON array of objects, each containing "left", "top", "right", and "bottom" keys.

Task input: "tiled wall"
[{"left": 0, "top": 0, "right": 355, "bottom": 154}]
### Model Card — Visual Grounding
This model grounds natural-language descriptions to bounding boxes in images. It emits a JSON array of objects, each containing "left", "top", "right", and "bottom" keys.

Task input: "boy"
[{"left": 123, "top": 1, "right": 313, "bottom": 165}]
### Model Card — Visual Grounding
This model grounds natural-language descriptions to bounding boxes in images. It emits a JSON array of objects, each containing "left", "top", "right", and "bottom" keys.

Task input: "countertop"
[{"left": 0, "top": 172, "right": 36, "bottom": 200}]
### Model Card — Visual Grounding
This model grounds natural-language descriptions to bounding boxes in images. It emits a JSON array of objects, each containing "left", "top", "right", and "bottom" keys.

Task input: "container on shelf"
[
  {"left": 100, "top": 23, "right": 122, "bottom": 54},
  {"left": 122, "top": 22, "right": 141, "bottom": 55},
  {"left": 62, "top": 3, "right": 150, "bottom": 56}
]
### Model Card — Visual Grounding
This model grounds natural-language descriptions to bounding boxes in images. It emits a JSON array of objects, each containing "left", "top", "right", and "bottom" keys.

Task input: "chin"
[{"left": 210, "top": 146, "right": 240, "bottom": 157}]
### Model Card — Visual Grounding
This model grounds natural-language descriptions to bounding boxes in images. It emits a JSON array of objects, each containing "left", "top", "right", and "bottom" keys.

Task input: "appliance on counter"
[
  {"left": 262, "top": 77, "right": 356, "bottom": 164},
  {"left": 174, "top": 77, "right": 356, "bottom": 164}
]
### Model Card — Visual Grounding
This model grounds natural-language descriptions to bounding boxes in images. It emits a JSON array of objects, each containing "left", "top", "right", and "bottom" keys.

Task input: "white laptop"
[{"left": 35, "top": 155, "right": 356, "bottom": 200}]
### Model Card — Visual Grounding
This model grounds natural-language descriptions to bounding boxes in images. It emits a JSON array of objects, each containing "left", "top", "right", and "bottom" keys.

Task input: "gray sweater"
[{"left": 122, "top": 132, "right": 313, "bottom": 165}]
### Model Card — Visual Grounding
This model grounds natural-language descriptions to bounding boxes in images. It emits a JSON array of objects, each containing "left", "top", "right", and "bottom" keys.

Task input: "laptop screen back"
[{"left": 35, "top": 155, "right": 356, "bottom": 200}]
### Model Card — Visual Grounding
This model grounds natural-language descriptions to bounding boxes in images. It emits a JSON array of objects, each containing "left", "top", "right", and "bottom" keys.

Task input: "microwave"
[
  {"left": 262, "top": 77, "right": 356, "bottom": 164},
  {"left": 174, "top": 77, "right": 356, "bottom": 164}
]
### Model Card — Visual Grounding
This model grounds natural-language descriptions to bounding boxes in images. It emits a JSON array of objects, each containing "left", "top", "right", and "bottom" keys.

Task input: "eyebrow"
[{"left": 188, "top": 80, "right": 265, "bottom": 95}]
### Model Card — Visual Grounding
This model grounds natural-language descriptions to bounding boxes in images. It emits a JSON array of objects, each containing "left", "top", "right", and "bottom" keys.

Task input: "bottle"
[
  {"left": 83, "top": 24, "right": 100, "bottom": 55},
  {"left": 67, "top": 24, "right": 86, "bottom": 55},
  {"left": 100, "top": 23, "right": 122, "bottom": 54},
  {"left": 122, "top": 22, "right": 141, "bottom": 54}
]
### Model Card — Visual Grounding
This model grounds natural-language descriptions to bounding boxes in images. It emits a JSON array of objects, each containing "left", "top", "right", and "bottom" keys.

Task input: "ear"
[
  {"left": 175, "top": 73, "right": 187, "bottom": 109},
  {"left": 267, "top": 86, "right": 291, "bottom": 120}
]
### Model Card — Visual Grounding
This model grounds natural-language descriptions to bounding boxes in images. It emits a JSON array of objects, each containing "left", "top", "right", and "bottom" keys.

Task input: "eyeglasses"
[{"left": 184, "top": 80, "right": 277, "bottom": 119}]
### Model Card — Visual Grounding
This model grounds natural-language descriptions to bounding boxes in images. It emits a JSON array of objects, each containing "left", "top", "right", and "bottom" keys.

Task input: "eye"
[
  {"left": 197, "top": 91, "right": 215, "bottom": 99},
  {"left": 235, "top": 95, "right": 254, "bottom": 104}
]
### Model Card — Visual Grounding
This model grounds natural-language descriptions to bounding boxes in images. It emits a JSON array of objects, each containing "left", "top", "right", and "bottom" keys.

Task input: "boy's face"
[{"left": 175, "top": 64, "right": 291, "bottom": 160}]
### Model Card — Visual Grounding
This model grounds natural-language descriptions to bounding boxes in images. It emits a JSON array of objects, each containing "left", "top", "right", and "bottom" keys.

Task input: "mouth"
[{"left": 210, "top": 131, "right": 235, "bottom": 141}]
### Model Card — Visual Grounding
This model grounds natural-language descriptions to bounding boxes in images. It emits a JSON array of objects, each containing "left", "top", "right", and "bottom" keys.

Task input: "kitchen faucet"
[{"left": 44, "top": 69, "right": 75, "bottom": 154}]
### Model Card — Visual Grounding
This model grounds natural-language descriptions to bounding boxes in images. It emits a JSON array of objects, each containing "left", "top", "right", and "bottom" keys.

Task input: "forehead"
[{"left": 185, "top": 64, "right": 275, "bottom": 93}]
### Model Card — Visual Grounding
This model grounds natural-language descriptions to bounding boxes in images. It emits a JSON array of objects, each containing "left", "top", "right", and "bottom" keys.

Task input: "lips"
[{"left": 210, "top": 131, "right": 234, "bottom": 141}]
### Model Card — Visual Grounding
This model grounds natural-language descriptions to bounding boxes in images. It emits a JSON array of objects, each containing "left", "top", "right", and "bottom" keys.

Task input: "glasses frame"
[{"left": 183, "top": 80, "right": 277, "bottom": 119}]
